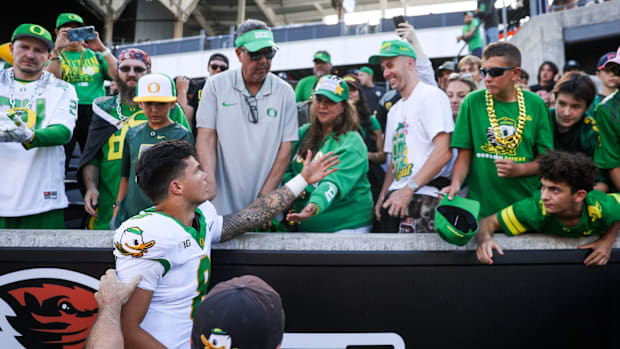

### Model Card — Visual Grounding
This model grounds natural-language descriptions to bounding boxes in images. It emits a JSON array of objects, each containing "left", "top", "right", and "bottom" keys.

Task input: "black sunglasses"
[
  {"left": 480, "top": 66, "right": 515, "bottom": 78},
  {"left": 119, "top": 66, "right": 147, "bottom": 73},
  {"left": 244, "top": 95, "right": 259, "bottom": 124},
  {"left": 241, "top": 48, "right": 277, "bottom": 61},
  {"left": 210, "top": 63, "right": 228, "bottom": 71}
]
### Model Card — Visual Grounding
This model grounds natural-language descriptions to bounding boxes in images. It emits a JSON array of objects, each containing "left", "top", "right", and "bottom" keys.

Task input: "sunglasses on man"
[
  {"left": 240, "top": 47, "right": 277, "bottom": 61},
  {"left": 210, "top": 63, "right": 228, "bottom": 71},
  {"left": 119, "top": 66, "right": 147, "bottom": 73},
  {"left": 480, "top": 66, "right": 515, "bottom": 78}
]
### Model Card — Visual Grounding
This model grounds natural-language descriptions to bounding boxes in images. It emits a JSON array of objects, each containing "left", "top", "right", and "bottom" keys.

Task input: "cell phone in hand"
[
  {"left": 393, "top": 15, "right": 406, "bottom": 27},
  {"left": 67, "top": 26, "right": 96, "bottom": 42}
]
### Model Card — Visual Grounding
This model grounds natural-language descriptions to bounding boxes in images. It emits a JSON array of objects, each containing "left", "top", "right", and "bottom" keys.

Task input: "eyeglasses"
[
  {"left": 119, "top": 66, "right": 147, "bottom": 73},
  {"left": 210, "top": 63, "right": 228, "bottom": 71},
  {"left": 480, "top": 66, "right": 515, "bottom": 78},
  {"left": 244, "top": 95, "right": 258, "bottom": 123},
  {"left": 241, "top": 48, "right": 277, "bottom": 61}
]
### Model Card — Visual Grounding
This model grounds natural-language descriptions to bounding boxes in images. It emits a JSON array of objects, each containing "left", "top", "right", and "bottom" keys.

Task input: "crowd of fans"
[{"left": 1, "top": 6, "right": 620, "bottom": 348}]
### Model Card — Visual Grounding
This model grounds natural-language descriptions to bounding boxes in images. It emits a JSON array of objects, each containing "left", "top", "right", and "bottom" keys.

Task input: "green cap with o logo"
[
  {"left": 234, "top": 29, "right": 278, "bottom": 52},
  {"left": 56, "top": 13, "right": 85, "bottom": 29},
  {"left": 313, "top": 51, "right": 331, "bottom": 63},
  {"left": 11, "top": 24, "right": 54, "bottom": 51},
  {"left": 368, "top": 39, "right": 417, "bottom": 65},
  {"left": 313, "top": 75, "right": 349, "bottom": 103}
]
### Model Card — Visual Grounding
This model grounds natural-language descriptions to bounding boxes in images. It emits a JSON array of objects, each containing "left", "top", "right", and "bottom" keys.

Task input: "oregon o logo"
[
  {"left": 29, "top": 25, "right": 45, "bottom": 36},
  {"left": 266, "top": 108, "right": 278, "bottom": 118},
  {"left": 147, "top": 82, "right": 161, "bottom": 93},
  {"left": 69, "top": 14, "right": 80, "bottom": 20}
]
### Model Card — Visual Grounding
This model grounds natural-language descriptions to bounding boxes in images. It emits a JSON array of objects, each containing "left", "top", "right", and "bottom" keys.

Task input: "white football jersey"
[
  {"left": 114, "top": 202, "right": 222, "bottom": 349},
  {"left": 0, "top": 69, "right": 77, "bottom": 216}
]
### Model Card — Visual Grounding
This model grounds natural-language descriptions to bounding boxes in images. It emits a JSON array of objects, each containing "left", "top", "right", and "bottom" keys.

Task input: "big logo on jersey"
[
  {"left": 114, "top": 226, "right": 156, "bottom": 258},
  {"left": 0, "top": 268, "right": 99, "bottom": 349}
]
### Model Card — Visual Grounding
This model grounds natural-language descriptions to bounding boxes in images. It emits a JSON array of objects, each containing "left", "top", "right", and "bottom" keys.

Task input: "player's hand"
[
  {"left": 579, "top": 239, "right": 612, "bottom": 267},
  {"left": 286, "top": 203, "right": 318, "bottom": 223},
  {"left": 6, "top": 122, "right": 34, "bottom": 144},
  {"left": 476, "top": 237, "right": 504, "bottom": 264},
  {"left": 300, "top": 150, "right": 339, "bottom": 185},
  {"left": 0, "top": 113, "right": 17, "bottom": 142},
  {"left": 494, "top": 158, "right": 522, "bottom": 178},
  {"left": 374, "top": 194, "right": 386, "bottom": 221},
  {"left": 382, "top": 186, "right": 414, "bottom": 218},
  {"left": 84, "top": 188, "right": 100, "bottom": 216},
  {"left": 95, "top": 269, "right": 141, "bottom": 312}
]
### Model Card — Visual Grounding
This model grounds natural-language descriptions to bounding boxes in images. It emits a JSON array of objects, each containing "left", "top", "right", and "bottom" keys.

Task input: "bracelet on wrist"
[
  {"left": 100, "top": 47, "right": 111, "bottom": 56},
  {"left": 112, "top": 200, "right": 122, "bottom": 208}
]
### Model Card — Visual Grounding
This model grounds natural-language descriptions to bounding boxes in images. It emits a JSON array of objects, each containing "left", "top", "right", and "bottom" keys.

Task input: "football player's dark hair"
[
  {"left": 538, "top": 150, "right": 598, "bottom": 193},
  {"left": 135, "top": 140, "right": 197, "bottom": 203}
]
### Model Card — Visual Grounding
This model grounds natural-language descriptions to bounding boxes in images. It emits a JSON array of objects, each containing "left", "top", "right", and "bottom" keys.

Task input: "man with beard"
[
  {"left": 195, "top": 19, "right": 298, "bottom": 215},
  {"left": 295, "top": 50, "right": 332, "bottom": 102},
  {"left": 78, "top": 48, "right": 189, "bottom": 229}
]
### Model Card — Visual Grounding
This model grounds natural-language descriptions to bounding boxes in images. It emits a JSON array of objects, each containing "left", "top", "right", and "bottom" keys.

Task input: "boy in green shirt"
[
  {"left": 446, "top": 42, "right": 553, "bottom": 218},
  {"left": 476, "top": 151, "right": 620, "bottom": 266},
  {"left": 112, "top": 73, "right": 194, "bottom": 227}
]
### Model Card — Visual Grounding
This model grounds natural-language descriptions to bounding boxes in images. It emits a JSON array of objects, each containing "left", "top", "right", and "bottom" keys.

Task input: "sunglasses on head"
[
  {"left": 480, "top": 66, "right": 515, "bottom": 78},
  {"left": 210, "top": 63, "right": 228, "bottom": 71},
  {"left": 241, "top": 47, "right": 277, "bottom": 61},
  {"left": 119, "top": 66, "right": 147, "bottom": 73}
]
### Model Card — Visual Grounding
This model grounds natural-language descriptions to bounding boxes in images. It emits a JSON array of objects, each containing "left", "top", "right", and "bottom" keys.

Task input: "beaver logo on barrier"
[{"left": 0, "top": 268, "right": 99, "bottom": 349}]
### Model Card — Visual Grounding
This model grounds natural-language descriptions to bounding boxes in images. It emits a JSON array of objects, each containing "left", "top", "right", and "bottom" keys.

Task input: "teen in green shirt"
[
  {"left": 447, "top": 42, "right": 553, "bottom": 218},
  {"left": 476, "top": 151, "right": 620, "bottom": 266}
]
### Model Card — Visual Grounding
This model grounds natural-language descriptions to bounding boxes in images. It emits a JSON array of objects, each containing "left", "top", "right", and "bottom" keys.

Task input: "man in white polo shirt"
[{"left": 195, "top": 19, "right": 298, "bottom": 215}]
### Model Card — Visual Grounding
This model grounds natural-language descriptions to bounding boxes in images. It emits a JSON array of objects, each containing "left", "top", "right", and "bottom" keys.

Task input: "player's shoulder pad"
[{"left": 113, "top": 212, "right": 177, "bottom": 259}]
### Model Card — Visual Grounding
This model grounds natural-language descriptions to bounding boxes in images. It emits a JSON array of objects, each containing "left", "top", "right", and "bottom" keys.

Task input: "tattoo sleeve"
[{"left": 221, "top": 185, "right": 297, "bottom": 241}]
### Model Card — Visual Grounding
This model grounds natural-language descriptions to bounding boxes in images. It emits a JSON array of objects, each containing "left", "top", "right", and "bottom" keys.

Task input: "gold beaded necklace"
[{"left": 486, "top": 85, "right": 527, "bottom": 151}]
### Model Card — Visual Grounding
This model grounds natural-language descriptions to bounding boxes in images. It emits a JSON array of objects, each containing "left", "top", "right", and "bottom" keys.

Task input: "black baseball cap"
[{"left": 191, "top": 275, "right": 285, "bottom": 349}]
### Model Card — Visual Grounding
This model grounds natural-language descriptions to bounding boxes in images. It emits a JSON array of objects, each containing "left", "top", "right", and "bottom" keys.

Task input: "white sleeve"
[
  {"left": 115, "top": 257, "right": 164, "bottom": 291},
  {"left": 198, "top": 201, "right": 223, "bottom": 243},
  {"left": 281, "top": 84, "right": 299, "bottom": 143},
  {"left": 416, "top": 56, "right": 438, "bottom": 88},
  {"left": 52, "top": 83, "right": 78, "bottom": 134},
  {"left": 195, "top": 77, "right": 217, "bottom": 129}
]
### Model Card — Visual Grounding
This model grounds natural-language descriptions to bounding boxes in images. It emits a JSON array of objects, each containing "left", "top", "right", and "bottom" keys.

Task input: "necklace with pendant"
[
  {"left": 7, "top": 69, "right": 43, "bottom": 127},
  {"left": 486, "top": 85, "right": 527, "bottom": 152}
]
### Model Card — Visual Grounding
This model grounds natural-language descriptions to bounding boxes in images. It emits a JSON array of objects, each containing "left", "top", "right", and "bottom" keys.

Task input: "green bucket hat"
[
  {"left": 313, "top": 51, "right": 331, "bottom": 63},
  {"left": 56, "top": 13, "right": 85, "bottom": 29},
  {"left": 359, "top": 66, "right": 374, "bottom": 76},
  {"left": 368, "top": 39, "right": 417, "bottom": 65},
  {"left": 435, "top": 195, "right": 480, "bottom": 246},
  {"left": 234, "top": 29, "right": 278, "bottom": 52},
  {"left": 11, "top": 24, "right": 54, "bottom": 51},
  {"left": 313, "top": 75, "right": 349, "bottom": 103}
]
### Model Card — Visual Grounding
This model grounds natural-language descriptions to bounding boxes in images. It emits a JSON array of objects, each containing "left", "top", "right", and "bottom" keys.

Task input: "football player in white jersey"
[{"left": 114, "top": 140, "right": 338, "bottom": 349}]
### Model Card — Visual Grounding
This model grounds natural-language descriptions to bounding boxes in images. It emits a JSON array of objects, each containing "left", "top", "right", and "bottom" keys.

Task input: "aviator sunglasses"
[{"left": 480, "top": 66, "right": 515, "bottom": 78}]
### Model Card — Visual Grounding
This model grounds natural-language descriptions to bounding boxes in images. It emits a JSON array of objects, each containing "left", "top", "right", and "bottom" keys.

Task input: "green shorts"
[{"left": 0, "top": 209, "right": 65, "bottom": 229}]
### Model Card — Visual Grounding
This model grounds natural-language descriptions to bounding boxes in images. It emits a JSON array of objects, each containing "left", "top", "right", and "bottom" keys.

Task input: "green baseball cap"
[
  {"left": 313, "top": 75, "right": 349, "bottom": 103},
  {"left": 368, "top": 39, "right": 417, "bottom": 65},
  {"left": 234, "top": 29, "right": 278, "bottom": 52},
  {"left": 313, "top": 51, "right": 331, "bottom": 63},
  {"left": 435, "top": 195, "right": 480, "bottom": 246},
  {"left": 359, "top": 66, "right": 374, "bottom": 76},
  {"left": 11, "top": 24, "right": 54, "bottom": 51},
  {"left": 56, "top": 13, "right": 85, "bottom": 29}
]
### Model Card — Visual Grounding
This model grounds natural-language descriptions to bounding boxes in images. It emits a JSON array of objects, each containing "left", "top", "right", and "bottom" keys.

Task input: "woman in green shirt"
[{"left": 284, "top": 75, "right": 374, "bottom": 233}]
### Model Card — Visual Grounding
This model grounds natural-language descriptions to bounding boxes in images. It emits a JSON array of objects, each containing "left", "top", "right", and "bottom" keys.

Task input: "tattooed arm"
[{"left": 220, "top": 150, "right": 339, "bottom": 242}]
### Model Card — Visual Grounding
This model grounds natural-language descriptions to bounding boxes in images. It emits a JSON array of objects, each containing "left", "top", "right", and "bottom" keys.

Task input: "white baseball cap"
[{"left": 134, "top": 73, "right": 177, "bottom": 103}]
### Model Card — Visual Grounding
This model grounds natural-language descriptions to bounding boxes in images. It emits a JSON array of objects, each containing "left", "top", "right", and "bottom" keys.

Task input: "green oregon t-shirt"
[
  {"left": 594, "top": 91, "right": 620, "bottom": 170},
  {"left": 282, "top": 124, "right": 373, "bottom": 232},
  {"left": 60, "top": 48, "right": 109, "bottom": 105},
  {"left": 88, "top": 96, "right": 190, "bottom": 230},
  {"left": 463, "top": 18, "right": 483, "bottom": 51},
  {"left": 451, "top": 89, "right": 553, "bottom": 217},
  {"left": 498, "top": 190, "right": 620, "bottom": 237},
  {"left": 295, "top": 75, "right": 318, "bottom": 102},
  {"left": 117, "top": 122, "right": 194, "bottom": 224}
]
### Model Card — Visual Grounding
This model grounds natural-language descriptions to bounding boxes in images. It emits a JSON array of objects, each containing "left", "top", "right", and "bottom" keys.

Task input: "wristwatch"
[{"left": 407, "top": 179, "right": 418, "bottom": 192}]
